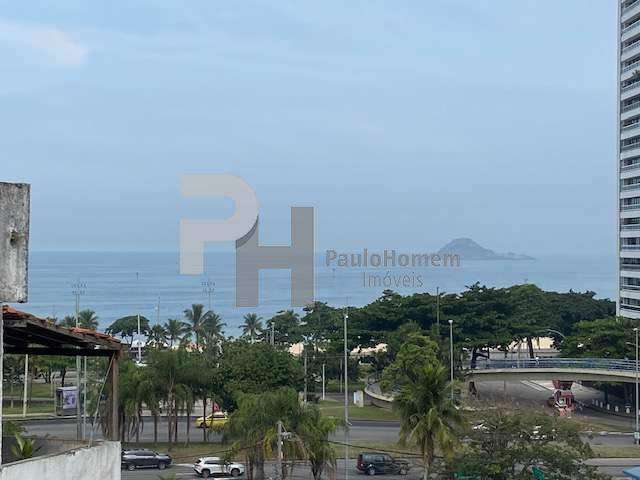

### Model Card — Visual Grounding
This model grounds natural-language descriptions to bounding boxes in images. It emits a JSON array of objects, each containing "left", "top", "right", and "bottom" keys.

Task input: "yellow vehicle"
[{"left": 195, "top": 411, "right": 229, "bottom": 429}]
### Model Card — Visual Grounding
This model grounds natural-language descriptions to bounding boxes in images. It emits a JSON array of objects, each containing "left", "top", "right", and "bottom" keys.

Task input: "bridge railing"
[{"left": 468, "top": 358, "right": 637, "bottom": 372}]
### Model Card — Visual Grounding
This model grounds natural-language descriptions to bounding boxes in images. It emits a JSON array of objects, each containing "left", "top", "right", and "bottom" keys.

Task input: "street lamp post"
[
  {"left": 136, "top": 272, "right": 142, "bottom": 364},
  {"left": 436, "top": 287, "right": 440, "bottom": 336},
  {"left": 449, "top": 319, "right": 454, "bottom": 401},
  {"left": 344, "top": 307, "right": 349, "bottom": 480},
  {"left": 635, "top": 327, "right": 639, "bottom": 444},
  {"left": 72, "top": 281, "right": 86, "bottom": 441}
]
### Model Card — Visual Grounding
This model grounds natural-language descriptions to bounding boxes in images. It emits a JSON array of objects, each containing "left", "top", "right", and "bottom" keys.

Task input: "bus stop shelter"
[{"left": 0, "top": 305, "right": 121, "bottom": 440}]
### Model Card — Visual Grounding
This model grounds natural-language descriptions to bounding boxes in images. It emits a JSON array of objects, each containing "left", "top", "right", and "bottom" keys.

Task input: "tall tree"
[
  {"left": 241, "top": 313, "right": 263, "bottom": 343},
  {"left": 452, "top": 410, "right": 605, "bottom": 480},
  {"left": 265, "top": 310, "right": 302, "bottom": 347},
  {"left": 395, "top": 363, "right": 463, "bottom": 480},
  {"left": 201, "top": 312, "right": 226, "bottom": 345},
  {"left": 147, "top": 324, "right": 168, "bottom": 348},
  {"left": 164, "top": 318, "right": 190, "bottom": 348},
  {"left": 184, "top": 304, "right": 221, "bottom": 349},
  {"left": 60, "top": 310, "right": 99, "bottom": 330},
  {"left": 106, "top": 316, "right": 151, "bottom": 344}
]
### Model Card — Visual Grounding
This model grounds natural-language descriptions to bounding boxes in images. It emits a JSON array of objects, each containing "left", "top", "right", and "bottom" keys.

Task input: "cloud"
[{"left": 0, "top": 18, "right": 88, "bottom": 66}]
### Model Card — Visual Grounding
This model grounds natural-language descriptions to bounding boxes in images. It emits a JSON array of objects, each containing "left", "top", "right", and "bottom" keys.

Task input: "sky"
[{"left": 0, "top": 0, "right": 618, "bottom": 257}]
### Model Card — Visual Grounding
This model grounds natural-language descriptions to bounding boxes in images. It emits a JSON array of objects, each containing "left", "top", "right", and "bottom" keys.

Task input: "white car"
[{"left": 194, "top": 457, "right": 244, "bottom": 478}]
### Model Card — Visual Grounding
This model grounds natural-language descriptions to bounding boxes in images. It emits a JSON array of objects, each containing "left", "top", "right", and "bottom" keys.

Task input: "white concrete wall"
[{"left": 1, "top": 441, "right": 120, "bottom": 480}]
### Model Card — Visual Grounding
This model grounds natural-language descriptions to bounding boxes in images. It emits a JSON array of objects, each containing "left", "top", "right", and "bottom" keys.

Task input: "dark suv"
[
  {"left": 357, "top": 452, "right": 409, "bottom": 476},
  {"left": 121, "top": 449, "right": 172, "bottom": 471}
]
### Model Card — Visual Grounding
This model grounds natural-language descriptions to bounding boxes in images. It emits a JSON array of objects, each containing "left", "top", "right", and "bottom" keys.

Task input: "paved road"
[
  {"left": 121, "top": 459, "right": 423, "bottom": 480},
  {"left": 119, "top": 458, "right": 640, "bottom": 480},
  {"left": 21, "top": 417, "right": 401, "bottom": 445}
]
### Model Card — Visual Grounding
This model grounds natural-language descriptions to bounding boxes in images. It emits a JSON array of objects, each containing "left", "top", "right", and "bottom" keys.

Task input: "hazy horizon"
[{"left": 0, "top": 1, "right": 617, "bottom": 257}]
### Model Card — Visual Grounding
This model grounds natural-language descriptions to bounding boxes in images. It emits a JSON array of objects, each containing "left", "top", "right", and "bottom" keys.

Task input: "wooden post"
[{"left": 106, "top": 351, "right": 119, "bottom": 441}]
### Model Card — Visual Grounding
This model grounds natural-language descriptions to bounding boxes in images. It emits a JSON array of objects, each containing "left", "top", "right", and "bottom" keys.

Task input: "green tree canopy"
[
  {"left": 560, "top": 317, "right": 632, "bottom": 359},
  {"left": 213, "top": 341, "right": 304, "bottom": 410},
  {"left": 106, "top": 315, "right": 150, "bottom": 344},
  {"left": 451, "top": 410, "right": 605, "bottom": 480}
]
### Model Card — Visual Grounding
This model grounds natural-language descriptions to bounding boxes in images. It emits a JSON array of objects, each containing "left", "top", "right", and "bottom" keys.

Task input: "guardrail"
[{"left": 469, "top": 358, "right": 637, "bottom": 372}]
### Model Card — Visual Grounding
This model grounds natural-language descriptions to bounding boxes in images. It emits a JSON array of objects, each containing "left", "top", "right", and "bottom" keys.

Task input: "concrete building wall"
[{"left": 1, "top": 441, "right": 120, "bottom": 480}]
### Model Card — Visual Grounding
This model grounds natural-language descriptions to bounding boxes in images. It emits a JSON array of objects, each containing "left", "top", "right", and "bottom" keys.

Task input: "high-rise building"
[{"left": 619, "top": 1, "right": 640, "bottom": 318}]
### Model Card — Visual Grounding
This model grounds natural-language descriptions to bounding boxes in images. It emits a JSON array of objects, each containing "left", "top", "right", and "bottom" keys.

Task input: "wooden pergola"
[{"left": 1, "top": 305, "right": 122, "bottom": 441}]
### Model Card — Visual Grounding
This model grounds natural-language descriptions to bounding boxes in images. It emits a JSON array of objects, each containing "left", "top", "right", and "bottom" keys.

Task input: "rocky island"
[{"left": 438, "top": 238, "right": 534, "bottom": 261}]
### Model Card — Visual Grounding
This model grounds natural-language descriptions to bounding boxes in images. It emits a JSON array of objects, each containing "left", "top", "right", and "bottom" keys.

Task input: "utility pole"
[
  {"left": 436, "top": 286, "right": 440, "bottom": 336},
  {"left": 344, "top": 305, "right": 349, "bottom": 480},
  {"left": 303, "top": 349, "right": 308, "bottom": 404},
  {"left": 136, "top": 272, "right": 142, "bottom": 363},
  {"left": 22, "top": 354, "right": 28, "bottom": 417},
  {"left": 449, "top": 319, "right": 454, "bottom": 402},
  {"left": 202, "top": 278, "right": 215, "bottom": 311},
  {"left": 72, "top": 280, "right": 86, "bottom": 441},
  {"left": 322, "top": 363, "right": 326, "bottom": 401},
  {"left": 276, "top": 420, "right": 283, "bottom": 480},
  {"left": 635, "top": 327, "right": 639, "bottom": 444},
  {"left": 271, "top": 320, "right": 275, "bottom": 347}
]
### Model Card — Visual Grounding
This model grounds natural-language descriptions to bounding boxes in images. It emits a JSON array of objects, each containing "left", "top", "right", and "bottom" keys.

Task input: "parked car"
[
  {"left": 121, "top": 448, "right": 172, "bottom": 471},
  {"left": 193, "top": 457, "right": 244, "bottom": 478},
  {"left": 356, "top": 452, "right": 410, "bottom": 476},
  {"left": 195, "top": 411, "right": 229, "bottom": 429}
]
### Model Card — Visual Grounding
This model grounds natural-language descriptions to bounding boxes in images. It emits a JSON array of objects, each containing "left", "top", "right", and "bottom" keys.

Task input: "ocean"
[{"left": 15, "top": 251, "right": 617, "bottom": 335}]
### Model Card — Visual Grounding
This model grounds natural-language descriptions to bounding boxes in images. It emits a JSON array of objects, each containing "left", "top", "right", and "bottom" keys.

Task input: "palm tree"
[
  {"left": 394, "top": 364, "right": 463, "bottom": 480},
  {"left": 298, "top": 404, "right": 338, "bottom": 480},
  {"left": 147, "top": 324, "right": 168, "bottom": 348},
  {"left": 165, "top": 319, "right": 189, "bottom": 348},
  {"left": 201, "top": 312, "right": 226, "bottom": 344},
  {"left": 184, "top": 304, "right": 221, "bottom": 349},
  {"left": 59, "top": 315, "right": 76, "bottom": 328},
  {"left": 60, "top": 310, "right": 99, "bottom": 330},
  {"left": 242, "top": 313, "right": 263, "bottom": 343}
]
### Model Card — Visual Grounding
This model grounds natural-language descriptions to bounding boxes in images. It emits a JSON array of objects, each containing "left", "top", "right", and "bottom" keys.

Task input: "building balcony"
[
  {"left": 622, "top": 102, "right": 640, "bottom": 121},
  {"left": 621, "top": 204, "right": 640, "bottom": 211},
  {"left": 622, "top": 58, "right": 640, "bottom": 75},
  {"left": 622, "top": 147, "right": 640, "bottom": 160},
  {"left": 623, "top": 0, "right": 640, "bottom": 22},
  {"left": 620, "top": 304, "right": 640, "bottom": 319},
  {"left": 621, "top": 263, "right": 640, "bottom": 270},
  {"left": 621, "top": 122, "right": 640, "bottom": 140},
  {"left": 622, "top": 101, "right": 640, "bottom": 114},
  {"left": 622, "top": 41, "right": 640, "bottom": 62},
  {"left": 622, "top": 20, "right": 640, "bottom": 42},
  {"left": 621, "top": 141, "right": 640, "bottom": 152},
  {"left": 623, "top": 82, "right": 640, "bottom": 99},
  {"left": 621, "top": 160, "right": 640, "bottom": 172},
  {"left": 622, "top": 183, "right": 640, "bottom": 192},
  {"left": 622, "top": 223, "right": 640, "bottom": 230}
]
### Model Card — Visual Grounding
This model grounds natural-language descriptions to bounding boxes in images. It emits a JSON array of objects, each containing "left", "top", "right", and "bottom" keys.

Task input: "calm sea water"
[{"left": 14, "top": 251, "right": 616, "bottom": 335}]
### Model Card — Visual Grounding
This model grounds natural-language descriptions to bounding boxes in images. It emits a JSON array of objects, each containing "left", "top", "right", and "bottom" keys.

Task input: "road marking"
[{"left": 520, "top": 380, "right": 548, "bottom": 392}]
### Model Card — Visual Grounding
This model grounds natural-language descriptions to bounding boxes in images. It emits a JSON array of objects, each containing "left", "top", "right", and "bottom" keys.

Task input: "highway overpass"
[{"left": 467, "top": 358, "right": 639, "bottom": 383}]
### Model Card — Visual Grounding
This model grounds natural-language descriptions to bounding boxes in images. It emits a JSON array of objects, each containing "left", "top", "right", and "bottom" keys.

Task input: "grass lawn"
[
  {"left": 3, "top": 403, "right": 55, "bottom": 415},
  {"left": 4, "top": 382, "right": 55, "bottom": 399},
  {"left": 318, "top": 401, "right": 398, "bottom": 421},
  {"left": 591, "top": 445, "right": 640, "bottom": 458}
]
